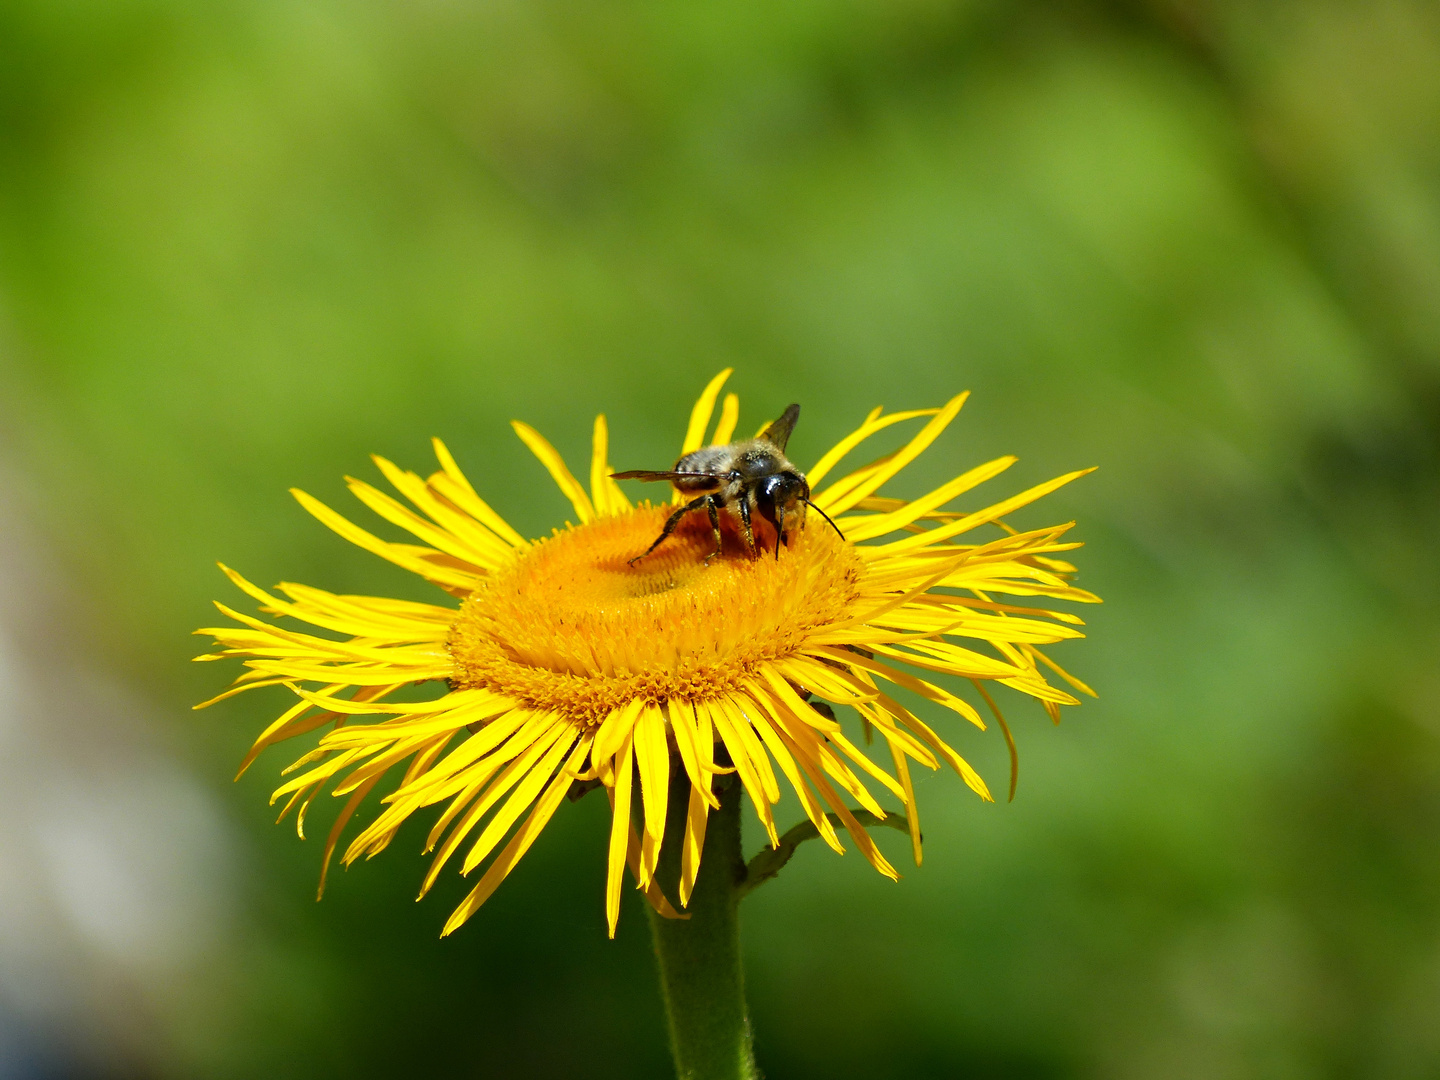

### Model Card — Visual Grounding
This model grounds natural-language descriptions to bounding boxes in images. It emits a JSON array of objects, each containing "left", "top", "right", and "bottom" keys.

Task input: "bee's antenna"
[{"left": 802, "top": 499, "right": 845, "bottom": 541}]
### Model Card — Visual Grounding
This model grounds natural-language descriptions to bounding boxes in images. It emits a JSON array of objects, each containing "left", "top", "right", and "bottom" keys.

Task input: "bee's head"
[{"left": 755, "top": 471, "right": 810, "bottom": 548}]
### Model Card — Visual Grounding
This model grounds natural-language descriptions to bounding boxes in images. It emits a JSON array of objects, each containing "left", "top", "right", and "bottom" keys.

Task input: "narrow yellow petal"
[
  {"left": 811, "top": 645, "right": 991, "bottom": 728},
  {"left": 418, "top": 718, "right": 567, "bottom": 896},
  {"left": 681, "top": 369, "right": 734, "bottom": 455},
  {"left": 428, "top": 439, "right": 529, "bottom": 548},
  {"left": 841, "top": 456, "right": 1017, "bottom": 543},
  {"left": 344, "top": 733, "right": 457, "bottom": 860},
  {"left": 887, "top": 740, "right": 922, "bottom": 866},
  {"left": 806, "top": 407, "right": 942, "bottom": 487},
  {"left": 711, "top": 392, "right": 740, "bottom": 444},
  {"left": 837, "top": 554, "right": 973, "bottom": 631},
  {"left": 817, "top": 393, "right": 969, "bottom": 516},
  {"left": 405, "top": 709, "right": 548, "bottom": 816},
  {"left": 590, "top": 414, "right": 615, "bottom": 517},
  {"left": 779, "top": 723, "right": 898, "bottom": 880},
  {"left": 605, "top": 730, "right": 636, "bottom": 938},
  {"left": 1027, "top": 645, "right": 1098, "bottom": 697},
  {"left": 634, "top": 704, "right": 671, "bottom": 886},
  {"left": 741, "top": 690, "right": 842, "bottom": 853},
  {"left": 236, "top": 684, "right": 345, "bottom": 779},
  {"left": 872, "top": 468, "right": 1096, "bottom": 556},
  {"left": 626, "top": 823, "right": 687, "bottom": 920},
  {"left": 512, "top": 421, "right": 595, "bottom": 524},
  {"left": 759, "top": 666, "right": 840, "bottom": 733},
  {"left": 592, "top": 698, "right": 645, "bottom": 769},
  {"left": 741, "top": 692, "right": 840, "bottom": 853},
  {"left": 371, "top": 456, "right": 515, "bottom": 568},
  {"left": 291, "top": 488, "right": 482, "bottom": 591},
  {"left": 778, "top": 659, "right": 882, "bottom": 710},
  {"left": 442, "top": 735, "right": 590, "bottom": 936},
  {"left": 459, "top": 728, "right": 577, "bottom": 876},
  {"left": 418, "top": 737, "right": 532, "bottom": 855},
  {"left": 276, "top": 779, "right": 321, "bottom": 833},
  {"left": 669, "top": 701, "right": 720, "bottom": 809},
  {"left": 674, "top": 369, "right": 734, "bottom": 503},
  {"left": 824, "top": 729, "right": 906, "bottom": 802},
  {"left": 760, "top": 690, "right": 888, "bottom": 818},
  {"left": 706, "top": 701, "right": 778, "bottom": 846},
  {"left": 317, "top": 774, "right": 382, "bottom": 899},
  {"left": 679, "top": 783, "right": 709, "bottom": 908},
  {"left": 209, "top": 601, "right": 431, "bottom": 667},
  {"left": 871, "top": 689, "right": 993, "bottom": 802},
  {"left": 275, "top": 580, "right": 456, "bottom": 635},
  {"left": 974, "top": 679, "right": 1019, "bottom": 802},
  {"left": 322, "top": 695, "right": 516, "bottom": 750},
  {"left": 331, "top": 733, "right": 429, "bottom": 797},
  {"left": 243, "top": 659, "right": 453, "bottom": 686},
  {"left": 194, "top": 676, "right": 290, "bottom": 711},
  {"left": 718, "top": 698, "right": 780, "bottom": 804},
  {"left": 848, "top": 698, "right": 940, "bottom": 770}
]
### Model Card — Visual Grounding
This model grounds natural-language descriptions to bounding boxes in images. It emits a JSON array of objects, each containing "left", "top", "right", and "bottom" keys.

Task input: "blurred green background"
[{"left": 1, "top": 0, "right": 1438, "bottom": 1077}]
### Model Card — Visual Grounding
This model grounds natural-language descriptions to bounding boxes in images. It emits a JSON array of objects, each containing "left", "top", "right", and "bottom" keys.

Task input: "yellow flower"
[{"left": 195, "top": 370, "right": 1098, "bottom": 937}]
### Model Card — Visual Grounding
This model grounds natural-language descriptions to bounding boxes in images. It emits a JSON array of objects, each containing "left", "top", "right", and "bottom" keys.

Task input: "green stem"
[{"left": 646, "top": 771, "right": 759, "bottom": 1080}]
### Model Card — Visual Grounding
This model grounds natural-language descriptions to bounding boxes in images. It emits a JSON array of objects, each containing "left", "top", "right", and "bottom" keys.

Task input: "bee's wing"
[
  {"left": 610, "top": 469, "right": 722, "bottom": 484},
  {"left": 758, "top": 403, "right": 800, "bottom": 452}
]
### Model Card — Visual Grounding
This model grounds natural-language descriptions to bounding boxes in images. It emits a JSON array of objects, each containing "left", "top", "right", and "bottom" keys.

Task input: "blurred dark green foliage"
[{"left": 1, "top": 0, "right": 1438, "bottom": 1077}]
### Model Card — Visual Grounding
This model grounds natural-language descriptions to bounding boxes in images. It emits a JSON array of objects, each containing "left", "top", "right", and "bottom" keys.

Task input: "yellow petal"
[
  {"left": 679, "top": 783, "right": 710, "bottom": 909},
  {"left": 706, "top": 700, "right": 778, "bottom": 846},
  {"left": 512, "top": 421, "right": 595, "bottom": 524},
  {"left": 872, "top": 468, "right": 1096, "bottom": 556},
  {"left": 681, "top": 369, "right": 734, "bottom": 455},
  {"left": 458, "top": 728, "right": 577, "bottom": 876},
  {"left": 817, "top": 394, "right": 969, "bottom": 516},
  {"left": 669, "top": 701, "right": 720, "bottom": 809},
  {"left": 806, "top": 407, "right": 942, "bottom": 488},
  {"left": 711, "top": 392, "right": 740, "bottom": 444},
  {"left": 589, "top": 414, "right": 631, "bottom": 518},
  {"left": 605, "top": 729, "right": 636, "bottom": 938},
  {"left": 442, "top": 735, "right": 591, "bottom": 936},
  {"left": 634, "top": 704, "right": 671, "bottom": 886},
  {"left": 317, "top": 775, "right": 382, "bottom": 899},
  {"left": 841, "top": 455, "right": 1016, "bottom": 543},
  {"left": 291, "top": 488, "right": 482, "bottom": 591}
]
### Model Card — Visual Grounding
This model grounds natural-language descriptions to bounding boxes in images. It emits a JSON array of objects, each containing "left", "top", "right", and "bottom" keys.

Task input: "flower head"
[{"left": 196, "top": 371, "right": 1098, "bottom": 936}]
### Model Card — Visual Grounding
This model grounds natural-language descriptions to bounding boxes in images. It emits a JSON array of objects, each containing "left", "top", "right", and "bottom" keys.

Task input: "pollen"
[{"left": 447, "top": 506, "right": 863, "bottom": 723}]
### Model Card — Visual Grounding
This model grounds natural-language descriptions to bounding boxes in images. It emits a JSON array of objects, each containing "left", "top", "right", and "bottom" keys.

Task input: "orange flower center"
[{"left": 446, "top": 504, "right": 862, "bottom": 722}]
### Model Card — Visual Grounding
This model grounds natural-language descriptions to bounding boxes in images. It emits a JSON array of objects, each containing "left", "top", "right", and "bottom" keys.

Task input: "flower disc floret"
[{"left": 447, "top": 507, "right": 862, "bottom": 723}]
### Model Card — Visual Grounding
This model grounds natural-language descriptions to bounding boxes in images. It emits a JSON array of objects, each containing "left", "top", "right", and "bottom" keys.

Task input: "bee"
[{"left": 612, "top": 403, "right": 844, "bottom": 565}]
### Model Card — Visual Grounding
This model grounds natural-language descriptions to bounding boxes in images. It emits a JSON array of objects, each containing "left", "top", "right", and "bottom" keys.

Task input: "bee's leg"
[
  {"left": 629, "top": 496, "right": 708, "bottom": 565},
  {"left": 737, "top": 496, "right": 758, "bottom": 556},
  {"left": 776, "top": 527, "right": 786, "bottom": 560},
  {"left": 703, "top": 496, "right": 725, "bottom": 564}
]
